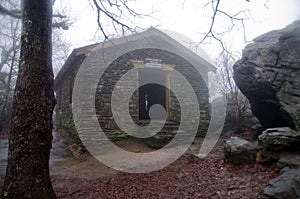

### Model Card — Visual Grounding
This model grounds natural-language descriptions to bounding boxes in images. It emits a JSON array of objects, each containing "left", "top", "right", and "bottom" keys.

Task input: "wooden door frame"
[{"left": 137, "top": 68, "right": 170, "bottom": 120}]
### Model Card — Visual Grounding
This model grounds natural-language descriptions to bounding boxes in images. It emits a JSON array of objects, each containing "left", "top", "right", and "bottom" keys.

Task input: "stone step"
[{"left": 103, "top": 121, "right": 186, "bottom": 148}]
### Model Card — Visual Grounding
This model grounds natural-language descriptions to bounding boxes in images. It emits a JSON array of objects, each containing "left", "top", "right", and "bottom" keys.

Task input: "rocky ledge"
[
  {"left": 224, "top": 127, "right": 300, "bottom": 198},
  {"left": 233, "top": 20, "right": 300, "bottom": 131}
]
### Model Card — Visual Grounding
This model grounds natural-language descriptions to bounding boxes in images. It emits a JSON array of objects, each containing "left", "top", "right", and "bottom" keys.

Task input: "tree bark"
[{"left": 1, "top": 0, "right": 56, "bottom": 198}]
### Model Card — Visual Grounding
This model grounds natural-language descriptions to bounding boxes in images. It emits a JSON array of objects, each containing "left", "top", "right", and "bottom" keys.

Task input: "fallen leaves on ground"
[{"left": 52, "top": 137, "right": 279, "bottom": 199}]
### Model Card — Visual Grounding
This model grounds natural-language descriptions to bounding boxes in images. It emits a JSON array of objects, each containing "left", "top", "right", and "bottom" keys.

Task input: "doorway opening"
[{"left": 138, "top": 69, "right": 169, "bottom": 120}]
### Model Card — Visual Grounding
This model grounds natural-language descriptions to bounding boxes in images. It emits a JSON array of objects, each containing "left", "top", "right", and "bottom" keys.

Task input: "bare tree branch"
[
  {"left": 200, "top": 0, "right": 251, "bottom": 54},
  {"left": 200, "top": 0, "right": 221, "bottom": 44},
  {"left": 92, "top": 0, "right": 150, "bottom": 40},
  {"left": 0, "top": 3, "right": 71, "bottom": 30},
  {"left": 0, "top": 46, "right": 18, "bottom": 71},
  {"left": 93, "top": 0, "right": 134, "bottom": 39},
  {"left": 52, "top": 21, "right": 69, "bottom": 30},
  {"left": 264, "top": 0, "right": 271, "bottom": 8},
  {"left": 0, "top": 4, "right": 21, "bottom": 18},
  {"left": 53, "top": 13, "right": 67, "bottom": 18}
]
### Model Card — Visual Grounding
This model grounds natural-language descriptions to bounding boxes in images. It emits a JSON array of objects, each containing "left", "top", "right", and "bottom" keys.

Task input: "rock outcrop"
[
  {"left": 224, "top": 137, "right": 260, "bottom": 164},
  {"left": 259, "top": 168, "right": 300, "bottom": 199},
  {"left": 233, "top": 21, "right": 300, "bottom": 130},
  {"left": 223, "top": 128, "right": 300, "bottom": 198},
  {"left": 256, "top": 127, "right": 300, "bottom": 198},
  {"left": 278, "top": 152, "right": 300, "bottom": 169},
  {"left": 258, "top": 127, "right": 300, "bottom": 152}
]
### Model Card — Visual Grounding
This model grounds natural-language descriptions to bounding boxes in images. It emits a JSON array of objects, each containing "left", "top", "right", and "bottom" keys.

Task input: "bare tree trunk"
[
  {"left": 0, "top": 49, "right": 16, "bottom": 130},
  {"left": 223, "top": 54, "right": 242, "bottom": 127},
  {"left": 1, "top": 0, "right": 56, "bottom": 198}
]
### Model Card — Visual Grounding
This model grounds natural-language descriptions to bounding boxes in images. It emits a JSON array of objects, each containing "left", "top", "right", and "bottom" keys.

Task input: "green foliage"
[{"left": 106, "top": 130, "right": 129, "bottom": 142}]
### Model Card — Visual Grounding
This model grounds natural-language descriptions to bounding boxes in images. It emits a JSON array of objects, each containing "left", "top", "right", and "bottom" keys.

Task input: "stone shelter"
[{"left": 54, "top": 28, "right": 215, "bottom": 143}]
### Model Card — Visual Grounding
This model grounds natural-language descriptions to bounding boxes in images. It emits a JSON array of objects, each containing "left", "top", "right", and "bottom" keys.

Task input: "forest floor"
[
  {"left": 48, "top": 131, "right": 280, "bottom": 199},
  {"left": 0, "top": 129, "right": 280, "bottom": 198}
]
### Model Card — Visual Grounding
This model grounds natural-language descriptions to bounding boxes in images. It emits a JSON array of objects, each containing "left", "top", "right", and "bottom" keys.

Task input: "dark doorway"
[{"left": 138, "top": 69, "right": 168, "bottom": 120}]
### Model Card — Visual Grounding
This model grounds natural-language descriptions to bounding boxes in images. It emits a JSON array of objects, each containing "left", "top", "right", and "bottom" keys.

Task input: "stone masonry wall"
[
  {"left": 55, "top": 47, "right": 210, "bottom": 143},
  {"left": 95, "top": 48, "right": 210, "bottom": 138},
  {"left": 55, "top": 55, "right": 85, "bottom": 128}
]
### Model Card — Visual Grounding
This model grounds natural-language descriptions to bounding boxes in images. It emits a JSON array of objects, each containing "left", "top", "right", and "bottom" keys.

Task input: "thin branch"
[
  {"left": 199, "top": 0, "right": 252, "bottom": 54},
  {"left": 0, "top": 4, "right": 22, "bottom": 19},
  {"left": 99, "top": 0, "right": 131, "bottom": 29},
  {"left": 53, "top": 14, "right": 67, "bottom": 18},
  {"left": 0, "top": 3, "right": 70, "bottom": 30},
  {"left": 93, "top": 0, "right": 108, "bottom": 39},
  {"left": 92, "top": 0, "right": 146, "bottom": 39},
  {"left": 0, "top": 46, "right": 17, "bottom": 71},
  {"left": 199, "top": 0, "right": 221, "bottom": 44},
  {"left": 52, "top": 21, "right": 69, "bottom": 30},
  {"left": 264, "top": 0, "right": 270, "bottom": 8},
  {"left": 119, "top": 0, "right": 148, "bottom": 18}
]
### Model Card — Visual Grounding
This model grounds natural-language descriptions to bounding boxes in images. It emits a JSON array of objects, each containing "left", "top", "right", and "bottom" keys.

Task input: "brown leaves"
[{"left": 52, "top": 138, "right": 280, "bottom": 199}]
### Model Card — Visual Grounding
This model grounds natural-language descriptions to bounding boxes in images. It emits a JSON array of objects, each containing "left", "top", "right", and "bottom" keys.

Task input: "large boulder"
[
  {"left": 259, "top": 168, "right": 300, "bottom": 199},
  {"left": 233, "top": 20, "right": 300, "bottom": 130},
  {"left": 224, "top": 137, "right": 260, "bottom": 164},
  {"left": 258, "top": 127, "right": 300, "bottom": 152},
  {"left": 278, "top": 152, "right": 300, "bottom": 169},
  {"left": 258, "top": 127, "right": 300, "bottom": 199}
]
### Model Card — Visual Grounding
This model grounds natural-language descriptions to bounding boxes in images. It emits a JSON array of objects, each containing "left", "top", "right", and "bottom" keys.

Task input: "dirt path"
[
  {"left": 0, "top": 133, "right": 280, "bottom": 198},
  {"left": 50, "top": 137, "right": 280, "bottom": 199},
  {"left": 50, "top": 138, "right": 153, "bottom": 183}
]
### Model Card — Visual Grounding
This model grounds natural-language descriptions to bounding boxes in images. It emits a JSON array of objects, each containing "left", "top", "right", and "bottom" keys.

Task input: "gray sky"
[{"left": 57, "top": 0, "right": 300, "bottom": 57}]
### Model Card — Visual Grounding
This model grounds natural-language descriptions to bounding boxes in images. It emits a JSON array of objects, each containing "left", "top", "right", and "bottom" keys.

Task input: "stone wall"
[
  {"left": 55, "top": 47, "right": 211, "bottom": 142},
  {"left": 95, "top": 48, "right": 210, "bottom": 139},
  {"left": 55, "top": 54, "right": 85, "bottom": 128}
]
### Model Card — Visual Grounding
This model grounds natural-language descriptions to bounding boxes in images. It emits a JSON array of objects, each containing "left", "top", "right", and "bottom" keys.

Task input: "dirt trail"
[
  {"left": 50, "top": 136, "right": 160, "bottom": 192},
  {"left": 51, "top": 137, "right": 279, "bottom": 199},
  {"left": 0, "top": 132, "right": 280, "bottom": 198}
]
